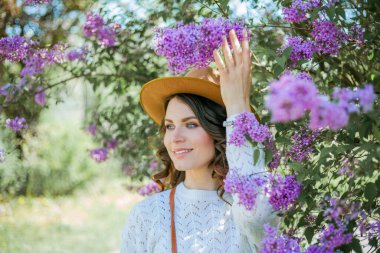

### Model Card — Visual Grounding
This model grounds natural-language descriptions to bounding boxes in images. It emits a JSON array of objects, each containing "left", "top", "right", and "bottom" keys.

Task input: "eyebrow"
[{"left": 164, "top": 116, "right": 198, "bottom": 123}]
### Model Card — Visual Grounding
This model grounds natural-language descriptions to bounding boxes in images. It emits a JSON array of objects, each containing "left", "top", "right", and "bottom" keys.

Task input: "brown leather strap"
[{"left": 170, "top": 187, "right": 177, "bottom": 253}]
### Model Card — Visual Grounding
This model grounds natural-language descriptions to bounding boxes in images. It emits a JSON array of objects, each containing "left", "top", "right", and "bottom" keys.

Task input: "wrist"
[{"left": 226, "top": 103, "right": 251, "bottom": 117}]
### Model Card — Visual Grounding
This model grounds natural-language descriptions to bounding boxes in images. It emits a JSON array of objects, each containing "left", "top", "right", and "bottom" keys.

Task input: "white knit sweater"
[{"left": 120, "top": 113, "right": 279, "bottom": 253}]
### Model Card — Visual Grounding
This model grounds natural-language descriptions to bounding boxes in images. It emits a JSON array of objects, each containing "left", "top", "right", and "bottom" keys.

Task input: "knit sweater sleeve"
[
  {"left": 225, "top": 112, "right": 280, "bottom": 251},
  {"left": 120, "top": 203, "right": 150, "bottom": 253}
]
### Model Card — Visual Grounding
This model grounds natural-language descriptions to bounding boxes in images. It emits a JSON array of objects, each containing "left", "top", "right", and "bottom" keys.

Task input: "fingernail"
[{"left": 243, "top": 29, "right": 247, "bottom": 37}]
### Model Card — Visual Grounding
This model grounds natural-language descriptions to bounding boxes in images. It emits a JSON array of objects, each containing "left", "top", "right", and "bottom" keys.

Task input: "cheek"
[{"left": 197, "top": 132, "right": 215, "bottom": 155}]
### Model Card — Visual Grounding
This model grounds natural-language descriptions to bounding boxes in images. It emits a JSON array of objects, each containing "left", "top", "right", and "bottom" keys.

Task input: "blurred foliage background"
[{"left": 0, "top": 0, "right": 379, "bottom": 252}]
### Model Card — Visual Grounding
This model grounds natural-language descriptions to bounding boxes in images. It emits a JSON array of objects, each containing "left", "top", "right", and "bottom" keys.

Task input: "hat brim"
[{"left": 140, "top": 76, "right": 224, "bottom": 125}]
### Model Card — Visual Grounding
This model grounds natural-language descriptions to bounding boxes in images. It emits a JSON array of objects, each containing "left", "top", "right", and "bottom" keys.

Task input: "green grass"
[{"left": 0, "top": 171, "right": 143, "bottom": 253}]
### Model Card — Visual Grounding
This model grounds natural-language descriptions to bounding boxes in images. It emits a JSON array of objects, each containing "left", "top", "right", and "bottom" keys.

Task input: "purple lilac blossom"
[
  {"left": 20, "top": 43, "right": 67, "bottom": 77},
  {"left": 90, "top": 147, "right": 108, "bottom": 163},
  {"left": 153, "top": 18, "right": 249, "bottom": 73},
  {"left": 265, "top": 174, "right": 302, "bottom": 212},
  {"left": 86, "top": 124, "right": 97, "bottom": 136},
  {"left": 137, "top": 180, "right": 160, "bottom": 196},
  {"left": 228, "top": 112, "right": 272, "bottom": 146},
  {"left": 224, "top": 169, "right": 267, "bottom": 211},
  {"left": 265, "top": 73, "right": 318, "bottom": 122},
  {"left": 0, "top": 148, "right": 5, "bottom": 162},
  {"left": 67, "top": 47, "right": 87, "bottom": 61},
  {"left": 0, "top": 36, "right": 35, "bottom": 62},
  {"left": 34, "top": 86, "right": 46, "bottom": 106},
  {"left": 309, "top": 95, "right": 349, "bottom": 131},
  {"left": 368, "top": 221, "right": 380, "bottom": 240},
  {"left": 357, "top": 84, "right": 377, "bottom": 112},
  {"left": 287, "top": 128, "right": 319, "bottom": 162},
  {"left": 323, "top": 198, "right": 361, "bottom": 224},
  {"left": 0, "top": 83, "right": 14, "bottom": 96},
  {"left": 282, "top": 0, "right": 321, "bottom": 23},
  {"left": 318, "top": 224, "right": 353, "bottom": 252},
  {"left": 106, "top": 138, "right": 118, "bottom": 149},
  {"left": 349, "top": 24, "right": 364, "bottom": 47},
  {"left": 149, "top": 161, "right": 158, "bottom": 169},
  {"left": 82, "top": 12, "right": 117, "bottom": 47},
  {"left": 311, "top": 20, "right": 347, "bottom": 55},
  {"left": 260, "top": 224, "right": 301, "bottom": 253},
  {"left": 337, "top": 159, "right": 354, "bottom": 177},
  {"left": 296, "top": 72, "right": 312, "bottom": 81},
  {"left": 285, "top": 36, "right": 315, "bottom": 64},
  {"left": 5, "top": 117, "right": 28, "bottom": 132}
]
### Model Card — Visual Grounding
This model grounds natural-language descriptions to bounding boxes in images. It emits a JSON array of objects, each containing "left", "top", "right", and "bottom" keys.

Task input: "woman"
[{"left": 120, "top": 29, "right": 279, "bottom": 253}]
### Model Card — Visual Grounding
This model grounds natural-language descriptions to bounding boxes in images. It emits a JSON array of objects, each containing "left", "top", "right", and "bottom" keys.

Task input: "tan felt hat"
[{"left": 140, "top": 67, "right": 258, "bottom": 125}]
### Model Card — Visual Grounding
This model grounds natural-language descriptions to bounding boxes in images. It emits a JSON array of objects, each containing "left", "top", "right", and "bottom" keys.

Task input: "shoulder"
[{"left": 129, "top": 189, "right": 171, "bottom": 219}]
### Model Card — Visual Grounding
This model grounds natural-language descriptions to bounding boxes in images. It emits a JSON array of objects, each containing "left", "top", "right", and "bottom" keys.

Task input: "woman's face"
[{"left": 163, "top": 97, "right": 215, "bottom": 172}]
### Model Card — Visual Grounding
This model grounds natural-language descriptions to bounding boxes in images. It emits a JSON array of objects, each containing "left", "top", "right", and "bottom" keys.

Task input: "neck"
[{"left": 183, "top": 167, "right": 220, "bottom": 190}]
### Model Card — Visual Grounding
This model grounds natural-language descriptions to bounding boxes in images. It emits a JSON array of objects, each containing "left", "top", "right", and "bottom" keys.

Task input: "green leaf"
[
  {"left": 282, "top": 47, "right": 293, "bottom": 61},
  {"left": 365, "top": 182, "right": 377, "bottom": 205},
  {"left": 310, "top": 8, "right": 320, "bottom": 20},
  {"left": 351, "top": 238, "right": 363, "bottom": 253},
  {"left": 273, "top": 64, "right": 284, "bottom": 77},
  {"left": 372, "top": 125, "right": 380, "bottom": 142},
  {"left": 265, "top": 149, "right": 273, "bottom": 166},
  {"left": 253, "top": 149, "right": 260, "bottom": 166},
  {"left": 326, "top": 7, "right": 335, "bottom": 21},
  {"left": 304, "top": 227, "right": 314, "bottom": 243}
]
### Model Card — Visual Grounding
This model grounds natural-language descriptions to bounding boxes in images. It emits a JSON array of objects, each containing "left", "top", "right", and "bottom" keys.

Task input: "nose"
[{"left": 172, "top": 126, "right": 185, "bottom": 143}]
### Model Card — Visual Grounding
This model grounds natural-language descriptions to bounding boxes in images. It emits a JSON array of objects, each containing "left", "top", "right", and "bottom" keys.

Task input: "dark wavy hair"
[{"left": 151, "top": 93, "right": 231, "bottom": 205}]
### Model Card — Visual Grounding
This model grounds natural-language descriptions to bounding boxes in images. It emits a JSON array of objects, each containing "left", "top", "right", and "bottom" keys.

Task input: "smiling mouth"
[{"left": 173, "top": 149, "right": 193, "bottom": 155}]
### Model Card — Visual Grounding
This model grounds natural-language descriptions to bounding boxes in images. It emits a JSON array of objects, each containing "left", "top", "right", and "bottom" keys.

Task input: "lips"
[{"left": 172, "top": 148, "right": 193, "bottom": 157}]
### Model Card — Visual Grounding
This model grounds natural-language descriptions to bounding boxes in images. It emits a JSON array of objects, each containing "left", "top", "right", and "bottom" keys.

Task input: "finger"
[
  {"left": 242, "top": 29, "right": 251, "bottom": 70},
  {"left": 222, "top": 35, "right": 235, "bottom": 68},
  {"left": 213, "top": 50, "right": 226, "bottom": 71},
  {"left": 229, "top": 29, "right": 242, "bottom": 64}
]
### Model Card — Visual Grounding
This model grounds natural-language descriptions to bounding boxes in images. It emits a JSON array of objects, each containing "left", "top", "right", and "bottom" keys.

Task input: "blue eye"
[
  {"left": 187, "top": 123, "right": 198, "bottom": 128},
  {"left": 165, "top": 124, "right": 174, "bottom": 130}
]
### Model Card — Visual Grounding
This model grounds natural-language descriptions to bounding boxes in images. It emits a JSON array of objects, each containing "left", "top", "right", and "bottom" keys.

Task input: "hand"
[{"left": 213, "top": 29, "right": 252, "bottom": 117}]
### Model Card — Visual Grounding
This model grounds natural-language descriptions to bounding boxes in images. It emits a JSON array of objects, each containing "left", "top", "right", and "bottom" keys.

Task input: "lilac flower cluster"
[
  {"left": 260, "top": 223, "right": 352, "bottom": 253},
  {"left": 337, "top": 159, "right": 354, "bottom": 177},
  {"left": 149, "top": 161, "right": 158, "bottom": 170},
  {"left": 265, "top": 73, "right": 318, "bottom": 122},
  {"left": 0, "top": 36, "right": 35, "bottom": 62},
  {"left": 265, "top": 174, "right": 302, "bottom": 212},
  {"left": 34, "top": 86, "right": 46, "bottom": 106},
  {"left": 287, "top": 128, "right": 319, "bottom": 162},
  {"left": 106, "top": 138, "right": 118, "bottom": 149},
  {"left": 317, "top": 224, "right": 353, "bottom": 252},
  {"left": 0, "top": 148, "right": 5, "bottom": 163},
  {"left": 66, "top": 47, "right": 88, "bottom": 62},
  {"left": 266, "top": 73, "right": 377, "bottom": 131},
  {"left": 90, "top": 147, "right": 108, "bottom": 163},
  {"left": 323, "top": 197, "right": 361, "bottom": 224},
  {"left": 24, "top": 0, "right": 51, "bottom": 4},
  {"left": 153, "top": 18, "right": 249, "bottom": 73},
  {"left": 224, "top": 169, "right": 267, "bottom": 211},
  {"left": 260, "top": 224, "right": 301, "bottom": 253},
  {"left": 349, "top": 24, "right": 364, "bottom": 47},
  {"left": 227, "top": 112, "right": 282, "bottom": 169},
  {"left": 21, "top": 43, "right": 67, "bottom": 77},
  {"left": 5, "top": 117, "right": 28, "bottom": 132},
  {"left": 137, "top": 180, "right": 160, "bottom": 196},
  {"left": 83, "top": 13, "right": 117, "bottom": 47},
  {"left": 282, "top": 0, "right": 321, "bottom": 23},
  {"left": 86, "top": 124, "right": 97, "bottom": 136},
  {"left": 285, "top": 36, "right": 314, "bottom": 65},
  {"left": 311, "top": 20, "right": 347, "bottom": 55},
  {"left": 228, "top": 112, "right": 272, "bottom": 146}
]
